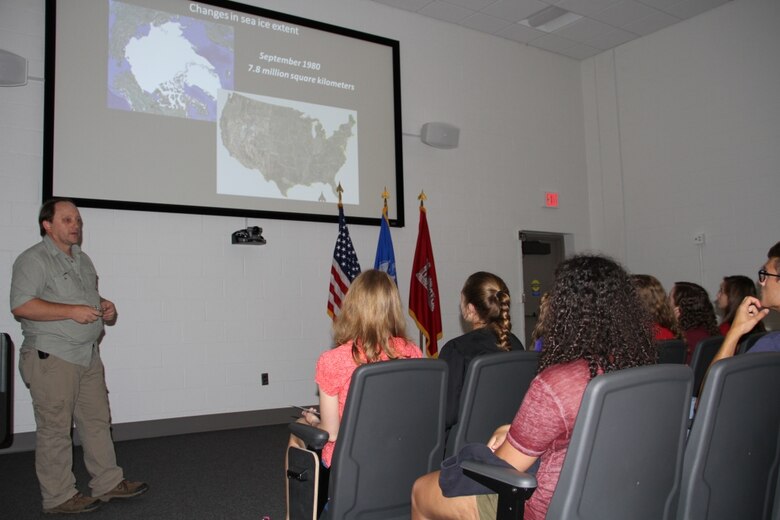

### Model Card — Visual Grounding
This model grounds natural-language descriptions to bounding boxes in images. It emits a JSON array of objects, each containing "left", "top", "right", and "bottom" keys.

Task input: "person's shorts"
[{"left": 476, "top": 494, "right": 498, "bottom": 520}]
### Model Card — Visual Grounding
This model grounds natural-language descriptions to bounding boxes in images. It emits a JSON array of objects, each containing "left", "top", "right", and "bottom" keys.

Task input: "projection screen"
[{"left": 43, "top": 0, "right": 405, "bottom": 226}]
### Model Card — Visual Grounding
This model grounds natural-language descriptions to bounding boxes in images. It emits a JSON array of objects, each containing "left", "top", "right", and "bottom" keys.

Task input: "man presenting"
[
  {"left": 712, "top": 241, "right": 780, "bottom": 363},
  {"left": 11, "top": 199, "right": 147, "bottom": 514}
]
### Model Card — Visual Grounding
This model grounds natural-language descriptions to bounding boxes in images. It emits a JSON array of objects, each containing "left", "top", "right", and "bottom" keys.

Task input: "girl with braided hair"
[
  {"left": 412, "top": 255, "right": 656, "bottom": 520},
  {"left": 439, "top": 272, "right": 524, "bottom": 430},
  {"left": 670, "top": 281, "right": 719, "bottom": 363}
]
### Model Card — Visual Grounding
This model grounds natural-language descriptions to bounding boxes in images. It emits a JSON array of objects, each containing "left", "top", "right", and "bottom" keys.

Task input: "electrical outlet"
[
  {"left": 261, "top": 373, "right": 269, "bottom": 386},
  {"left": 693, "top": 233, "right": 705, "bottom": 245}
]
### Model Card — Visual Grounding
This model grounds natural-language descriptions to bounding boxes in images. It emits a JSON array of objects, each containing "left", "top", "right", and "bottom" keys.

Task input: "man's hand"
[
  {"left": 100, "top": 299, "right": 117, "bottom": 324},
  {"left": 70, "top": 304, "right": 104, "bottom": 324}
]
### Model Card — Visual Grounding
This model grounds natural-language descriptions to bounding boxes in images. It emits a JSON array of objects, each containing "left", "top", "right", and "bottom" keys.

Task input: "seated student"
[
  {"left": 716, "top": 275, "right": 765, "bottom": 337},
  {"left": 410, "top": 255, "right": 656, "bottom": 520},
  {"left": 288, "top": 270, "right": 421, "bottom": 468},
  {"left": 631, "top": 274, "right": 683, "bottom": 341},
  {"left": 670, "top": 281, "right": 720, "bottom": 363},
  {"left": 530, "top": 292, "right": 550, "bottom": 352},
  {"left": 712, "top": 241, "right": 780, "bottom": 363},
  {"left": 439, "top": 272, "right": 524, "bottom": 430}
]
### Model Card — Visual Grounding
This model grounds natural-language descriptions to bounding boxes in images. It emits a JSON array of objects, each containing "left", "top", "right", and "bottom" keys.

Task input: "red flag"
[{"left": 409, "top": 205, "right": 442, "bottom": 357}]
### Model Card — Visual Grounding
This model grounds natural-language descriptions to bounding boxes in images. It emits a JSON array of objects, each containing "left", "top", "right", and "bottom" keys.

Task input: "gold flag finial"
[
  {"left": 336, "top": 183, "right": 344, "bottom": 207},
  {"left": 382, "top": 186, "right": 390, "bottom": 215},
  {"left": 418, "top": 190, "right": 427, "bottom": 207}
]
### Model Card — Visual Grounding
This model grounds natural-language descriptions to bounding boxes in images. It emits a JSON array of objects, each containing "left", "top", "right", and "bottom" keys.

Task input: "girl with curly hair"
[
  {"left": 670, "top": 281, "right": 719, "bottom": 364},
  {"left": 439, "top": 272, "right": 524, "bottom": 430},
  {"left": 411, "top": 255, "right": 656, "bottom": 520},
  {"left": 631, "top": 274, "right": 683, "bottom": 341},
  {"left": 716, "top": 275, "right": 765, "bottom": 337}
]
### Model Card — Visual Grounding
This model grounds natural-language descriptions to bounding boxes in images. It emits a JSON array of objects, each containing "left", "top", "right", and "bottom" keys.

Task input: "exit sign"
[{"left": 545, "top": 192, "right": 559, "bottom": 208}]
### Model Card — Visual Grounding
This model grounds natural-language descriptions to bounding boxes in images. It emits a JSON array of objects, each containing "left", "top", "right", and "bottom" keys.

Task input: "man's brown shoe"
[
  {"left": 97, "top": 479, "right": 149, "bottom": 502},
  {"left": 43, "top": 493, "right": 101, "bottom": 514}
]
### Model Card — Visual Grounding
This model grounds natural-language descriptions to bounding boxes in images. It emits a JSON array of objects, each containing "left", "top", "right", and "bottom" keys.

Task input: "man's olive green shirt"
[{"left": 10, "top": 235, "right": 103, "bottom": 366}]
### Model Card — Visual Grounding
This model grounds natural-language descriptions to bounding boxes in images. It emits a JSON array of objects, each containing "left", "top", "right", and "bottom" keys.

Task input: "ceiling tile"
[
  {"left": 634, "top": 0, "right": 686, "bottom": 12},
  {"left": 442, "top": 0, "right": 498, "bottom": 9},
  {"left": 369, "top": 0, "right": 435, "bottom": 12},
  {"left": 497, "top": 22, "right": 547, "bottom": 43},
  {"left": 554, "top": 0, "right": 623, "bottom": 18},
  {"left": 589, "top": 0, "right": 662, "bottom": 27},
  {"left": 481, "top": 0, "right": 550, "bottom": 22},
  {"left": 418, "top": 0, "right": 475, "bottom": 22},
  {"left": 661, "top": 0, "right": 730, "bottom": 20},
  {"left": 555, "top": 17, "right": 616, "bottom": 43},
  {"left": 460, "top": 12, "right": 515, "bottom": 33},
  {"left": 622, "top": 9, "right": 679, "bottom": 35},
  {"left": 582, "top": 26, "right": 638, "bottom": 49}
]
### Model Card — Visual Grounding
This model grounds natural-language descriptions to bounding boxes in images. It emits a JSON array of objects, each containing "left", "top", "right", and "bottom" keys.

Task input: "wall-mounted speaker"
[
  {"left": 421, "top": 122, "right": 459, "bottom": 149},
  {"left": 0, "top": 49, "right": 28, "bottom": 87}
]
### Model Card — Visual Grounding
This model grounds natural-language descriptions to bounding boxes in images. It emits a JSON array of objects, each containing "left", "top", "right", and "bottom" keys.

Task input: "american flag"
[{"left": 327, "top": 205, "right": 361, "bottom": 319}]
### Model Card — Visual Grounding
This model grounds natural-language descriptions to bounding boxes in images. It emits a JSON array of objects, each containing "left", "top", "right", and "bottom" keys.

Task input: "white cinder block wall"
[
  {"left": 583, "top": 0, "right": 780, "bottom": 322},
  {"left": 1, "top": 0, "right": 590, "bottom": 435},
  {"left": 3, "top": 0, "right": 778, "bottom": 437}
]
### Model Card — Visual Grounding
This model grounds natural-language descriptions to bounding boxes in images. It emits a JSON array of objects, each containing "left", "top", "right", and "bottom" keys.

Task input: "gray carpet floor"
[{"left": 0, "top": 424, "right": 289, "bottom": 519}]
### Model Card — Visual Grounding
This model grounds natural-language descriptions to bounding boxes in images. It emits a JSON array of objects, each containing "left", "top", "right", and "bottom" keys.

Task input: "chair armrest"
[
  {"left": 461, "top": 460, "right": 537, "bottom": 490},
  {"left": 289, "top": 422, "right": 330, "bottom": 450},
  {"left": 461, "top": 461, "right": 537, "bottom": 520}
]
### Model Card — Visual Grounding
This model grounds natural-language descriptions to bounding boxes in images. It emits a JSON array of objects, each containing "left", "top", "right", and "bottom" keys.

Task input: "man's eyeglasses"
[{"left": 758, "top": 269, "right": 780, "bottom": 283}]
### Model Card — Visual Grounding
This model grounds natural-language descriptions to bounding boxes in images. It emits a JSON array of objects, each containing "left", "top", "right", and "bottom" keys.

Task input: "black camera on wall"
[{"left": 231, "top": 226, "right": 266, "bottom": 245}]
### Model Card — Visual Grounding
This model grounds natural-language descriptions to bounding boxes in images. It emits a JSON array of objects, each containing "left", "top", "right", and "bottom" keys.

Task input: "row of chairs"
[
  {"left": 286, "top": 350, "right": 539, "bottom": 520},
  {"left": 288, "top": 345, "right": 780, "bottom": 520},
  {"left": 658, "top": 330, "right": 769, "bottom": 398},
  {"left": 466, "top": 352, "right": 780, "bottom": 520}
]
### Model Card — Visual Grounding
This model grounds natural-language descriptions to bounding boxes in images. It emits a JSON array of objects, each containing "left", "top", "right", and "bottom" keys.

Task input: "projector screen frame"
[{"left": 42, "top": 0, "right": 405, "bottom": 228}]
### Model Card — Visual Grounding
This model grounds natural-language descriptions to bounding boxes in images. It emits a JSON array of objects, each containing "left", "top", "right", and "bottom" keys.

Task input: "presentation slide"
[{"left": 44, "top": 0, "right": 404, "bottom": 225}]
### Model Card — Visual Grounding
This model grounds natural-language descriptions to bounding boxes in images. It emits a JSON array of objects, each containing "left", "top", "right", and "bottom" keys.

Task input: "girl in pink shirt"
[
  {"left": 289, "top": 269, "right": 420, "bottom": 468},
  {"left": 412, "top": 255, "right": 656, "bottom": 520}
]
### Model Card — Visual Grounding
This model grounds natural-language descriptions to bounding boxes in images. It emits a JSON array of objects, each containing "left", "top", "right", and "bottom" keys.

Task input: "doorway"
[{"left": 520, "top": 232, "right": 566, "bottom": 348}]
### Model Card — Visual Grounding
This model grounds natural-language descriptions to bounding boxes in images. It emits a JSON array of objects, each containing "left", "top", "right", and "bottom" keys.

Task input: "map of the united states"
[{"left": 219, "top": 92, "right": 356, "bottom": 197}]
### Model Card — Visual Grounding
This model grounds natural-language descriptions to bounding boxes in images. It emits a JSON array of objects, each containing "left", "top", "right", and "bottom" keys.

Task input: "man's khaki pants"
[{"left": 20, "top": 347, "right": 123, "bottom": 509}]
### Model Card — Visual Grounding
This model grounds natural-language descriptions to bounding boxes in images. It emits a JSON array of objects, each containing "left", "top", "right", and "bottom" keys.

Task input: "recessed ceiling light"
[{"left": 519, "top": 6, "right": 582, "bottom": 33}]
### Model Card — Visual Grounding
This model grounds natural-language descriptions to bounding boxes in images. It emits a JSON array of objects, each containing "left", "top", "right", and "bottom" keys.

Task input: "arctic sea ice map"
[{"left": 107, "top": 0, "right": 234, "bottom": 121}]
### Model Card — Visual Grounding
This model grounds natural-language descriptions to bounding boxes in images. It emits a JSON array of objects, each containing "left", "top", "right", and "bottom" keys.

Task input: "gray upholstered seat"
[
  {"left": 288, "top": 358, "right": 447, "bottom": 520},
  {"left": 657, "top": 339, "right": 687, "bottom": 364},
  {"left": 463, "top": 364, "right": 693, "bottom": 520},
  {"left": 689, "top": 335, "right": 723, "bottom": 398},
  {"left": 445, "top": 350, "right": 539, "bottom": 458},
  {"left": 677, "top": 352, "right": 780, "bottom": 520}
]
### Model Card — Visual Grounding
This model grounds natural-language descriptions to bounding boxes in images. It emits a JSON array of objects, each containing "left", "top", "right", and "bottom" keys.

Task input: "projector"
[{"left": 231, "top": 226, "right": 266, "bottom": 245}]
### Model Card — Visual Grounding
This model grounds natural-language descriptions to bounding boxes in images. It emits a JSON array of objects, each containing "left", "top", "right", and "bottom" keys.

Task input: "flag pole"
[{"left": 417, "top": 191, "right": 427, "bottom": 352}]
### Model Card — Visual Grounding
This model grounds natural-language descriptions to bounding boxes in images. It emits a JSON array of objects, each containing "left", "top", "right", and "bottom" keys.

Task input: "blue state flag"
[{"left": 374, "top": 210, "right": 397, "bottom": 285}]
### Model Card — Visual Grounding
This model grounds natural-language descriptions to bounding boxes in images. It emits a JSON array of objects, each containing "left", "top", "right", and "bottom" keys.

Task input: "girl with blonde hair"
[{"left": 295, "top": 269, "right": 421, "bottom": 467}]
